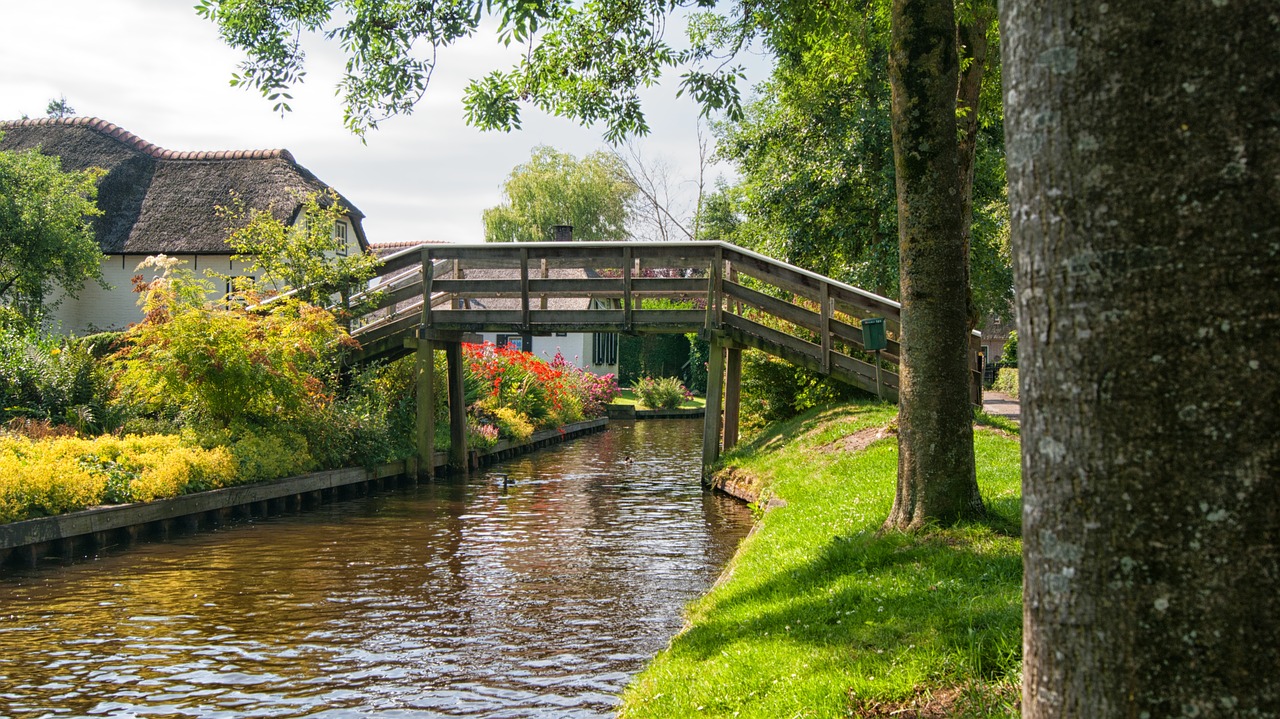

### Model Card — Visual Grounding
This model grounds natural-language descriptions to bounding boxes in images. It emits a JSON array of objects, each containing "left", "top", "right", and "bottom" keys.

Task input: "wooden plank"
[
  {"left": 722, "top": 281, "right": 822, "bottom": 334},
  {"left": 623, "top": 246, "right": 633, "bottom": 330},
  {"left": 630, "top": 309, "right": 705, "bottom": 327},
  {"left": 831, "top": 286, "right": 902, "bottom": 321},
  {"left": 724, "top": 347, "right": 742, "bottom": 451},
  {"left": 375, "top": 248, "right": 428, "bottom": 277},
  {"left": 425, "top": 245, "right": 524, "bottom": 262},
  {"left": 528, "top": 278, "right": 623, "bottom": 294},
  {"left": 820, "top": 283, "right": 832, "bottom": 374},
  {"left": 431, "top": 279, "right": 524, "bottom": 295},
  {"left": 520, "top": 247, "right": 530, "bottom": 329},
  {"left": 702, "top": 335, "right": 725, "bottom": 483},
  {"left": 708, "top": 247, "right": 724, "bottom": 329},
  {"left": 430, "top": 309, "right": 523, "bottom": 326},
  {"left": 630, "top": 277, "right": 706, "bottom": 294},
  {"left": 357, "top": 279, "right": 424, "bottom": 314},
  {"left": 420, "top": 248, "right": 434, "bottom": 327},
  {"left": 529, "top": 309, "right": 625, "bottom": 325},
  {"left": 724, "top": 250, "right": 825, "bottom": 302},
  {"left": 722, "top": 313, "right": 821, "bottom": 361}
]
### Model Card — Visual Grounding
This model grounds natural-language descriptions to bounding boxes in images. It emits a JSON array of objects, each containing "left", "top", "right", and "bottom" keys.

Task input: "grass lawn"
[
  {"left": 610, "top": 388, "right": 708, "bottom": 409},
  {"left": 618, "top": 401, "right": 1023, "bottom": 718}
]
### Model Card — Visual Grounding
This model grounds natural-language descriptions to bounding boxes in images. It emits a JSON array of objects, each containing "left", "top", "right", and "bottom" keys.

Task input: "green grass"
[
  {"left": 610, "top": 388, "right": 707, "bottom": 409},
  {"left": 619, "top": 401, "right": 1023, "bottom": 719}
]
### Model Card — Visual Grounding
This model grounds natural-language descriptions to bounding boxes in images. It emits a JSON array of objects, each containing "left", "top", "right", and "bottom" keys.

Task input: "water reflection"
[{"left": 0, "top": 420, "right": 752, "bottom": 718}]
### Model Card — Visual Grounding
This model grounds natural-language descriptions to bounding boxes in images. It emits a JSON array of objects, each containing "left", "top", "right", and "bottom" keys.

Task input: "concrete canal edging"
[{"left": 0, "top": 417, "right": 608, "bottom": 572}]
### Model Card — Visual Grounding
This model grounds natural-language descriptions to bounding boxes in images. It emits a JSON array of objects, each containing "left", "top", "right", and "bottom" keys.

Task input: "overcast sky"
[{"left": 1, "top": 0, "right": 771, "bottom": 244}]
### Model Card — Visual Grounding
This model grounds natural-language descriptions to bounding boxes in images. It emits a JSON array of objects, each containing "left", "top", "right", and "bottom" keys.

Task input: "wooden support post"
[
  {"left": 724, "top": 346, "right": 742, "bottom": 451},
  {"left": 702, "top": 334, "right": 726, "bottom": 484},
  {"left": 820, "top": 283, "right": 832, "bottom": 375},
  {"left": 446, "top": 341, "right": 468, "bottom": 472},
  {"left": 623, "top": 246, "right": 633, "bottom": 331},
  {"left": 416, "top": 337, "right": 436, "bottom": 479}
]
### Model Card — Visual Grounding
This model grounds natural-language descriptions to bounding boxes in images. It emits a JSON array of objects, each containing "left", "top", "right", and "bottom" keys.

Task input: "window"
[
  {"left": 592, "top": 333, "right": 619, "bottom": 366},
  {"left": 497, "top": 334, "right": 523, "bottom": 351},
  {"left": 334, "top": 220, "right": 349, "bottom": 256}
]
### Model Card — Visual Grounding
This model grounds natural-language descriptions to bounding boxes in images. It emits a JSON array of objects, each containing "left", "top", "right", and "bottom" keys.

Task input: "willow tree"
[{"left": 1004, "top": 0, "right": 1279, "bottom": 714}]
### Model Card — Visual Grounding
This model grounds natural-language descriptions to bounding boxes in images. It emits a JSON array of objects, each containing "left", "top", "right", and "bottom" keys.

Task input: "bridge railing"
[{"left": 346, "top": 241, "right": 982, "bottom": 405}]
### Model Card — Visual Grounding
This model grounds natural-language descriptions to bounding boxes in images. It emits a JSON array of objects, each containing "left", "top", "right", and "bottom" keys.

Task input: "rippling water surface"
[{"left": 0, "top": 420, "right": 753, "bottom": 718}]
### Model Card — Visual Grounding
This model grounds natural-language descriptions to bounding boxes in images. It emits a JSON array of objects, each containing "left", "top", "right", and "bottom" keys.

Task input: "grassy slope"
[{"left": 619, "top": 402, "right": 1023, "bottom": 718}]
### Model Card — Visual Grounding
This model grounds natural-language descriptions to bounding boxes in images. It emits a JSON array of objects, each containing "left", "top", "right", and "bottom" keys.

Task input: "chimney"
[{"left": 551, "top": 224, "right": 574, "bottom": 242}]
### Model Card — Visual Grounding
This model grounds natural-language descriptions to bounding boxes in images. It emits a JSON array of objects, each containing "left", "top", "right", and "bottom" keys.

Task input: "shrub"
[
  {"left": 631, "top": 376, "right": 690, "bottom": 409},
  {"left": 0, "top": 434, "right": 237, "bottom": 522},
  {"left": 1000, "top": 330, "right": 1018, "bottom": 368},
  {"left": 739, "top": 350, "right": 863, "bottom": 436},
  {"left": 993, "top": 367, "right": 1019, "bottom": 398},
  {"left": 115, "top": 256, "right": 355, "bottom": 429},
  {"left": 0, "top": 325, "right": 119, "bottom": 432}
]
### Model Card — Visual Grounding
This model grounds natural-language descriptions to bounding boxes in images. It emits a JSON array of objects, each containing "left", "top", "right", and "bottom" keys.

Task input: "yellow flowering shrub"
[
  {"left": 0, "top": 434, "right": 239, "bottom": 523},
  {"left": 491, "top": 407, "right": 535, "bottom": 443}
]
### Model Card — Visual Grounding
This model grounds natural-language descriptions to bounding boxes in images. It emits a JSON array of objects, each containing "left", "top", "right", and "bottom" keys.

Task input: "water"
[{"left": 0, "top": 420, "right": 753, "bottom": 718}]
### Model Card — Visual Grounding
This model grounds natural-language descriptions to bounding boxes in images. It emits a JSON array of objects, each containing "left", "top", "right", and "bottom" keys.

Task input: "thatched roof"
[{"left": 0, "top": 117, "right": 368, "bottom": 254}]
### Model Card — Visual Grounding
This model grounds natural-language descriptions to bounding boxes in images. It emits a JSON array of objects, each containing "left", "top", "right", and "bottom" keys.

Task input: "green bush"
[
  {"left": 739, "top": 350, "right": 865, "bottom": 436},
  {"left": 0, "top": 324, "right": 120, "bottom": 432},
  {"left": 993, "top": 367, "right": 1019, "bottom": 398},
  {"left": 631, "top": 376, "right": 690, "bottom": 409},
  {"left": 1000, "top": 330, "right": 1018, "bottom": 368}
]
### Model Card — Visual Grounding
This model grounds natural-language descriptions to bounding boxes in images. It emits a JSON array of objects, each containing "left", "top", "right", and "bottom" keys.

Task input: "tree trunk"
[
  {"left": 1003, "top": 0, "right": 1280, "bottom": 715},
  {"left": 954, "top": 8, "right": 992, "bottom": 331},
  {"left": 884, "top": 0, "right": 984, "bottom": 531}
]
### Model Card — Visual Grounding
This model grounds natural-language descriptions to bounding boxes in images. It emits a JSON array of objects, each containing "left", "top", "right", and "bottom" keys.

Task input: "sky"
[{"left": 0, "top": 0, "right": 772, "bottom": 245}]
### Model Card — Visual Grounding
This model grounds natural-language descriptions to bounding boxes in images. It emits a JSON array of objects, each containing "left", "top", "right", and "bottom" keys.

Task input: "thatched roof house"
[
  {"left": 0, "top": 117, "right": 370, "bottom": 332},
  {"left": 0, "top": 117, "right": 369, "bottom": 254}
]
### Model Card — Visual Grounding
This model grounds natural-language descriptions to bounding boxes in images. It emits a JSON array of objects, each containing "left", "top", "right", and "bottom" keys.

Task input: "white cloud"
[{"left": 1, "top": 0, "right": 770, "bottom": 244}]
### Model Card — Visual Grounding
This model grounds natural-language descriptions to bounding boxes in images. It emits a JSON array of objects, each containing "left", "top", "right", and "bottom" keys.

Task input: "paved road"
[{"left": 983, "top": 391, "right": 1020, "bottom": 423}]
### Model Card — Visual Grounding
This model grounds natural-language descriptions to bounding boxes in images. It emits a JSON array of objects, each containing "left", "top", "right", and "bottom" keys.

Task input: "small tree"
[
  {"left": 0, "top": 140, "right": 105, "bottom": 325},
  {"left": 218, "top": 189, "right": 378, "bottom": 309},
  {"left": 45, "top": 96, "right": 76, "bottom": 119}
]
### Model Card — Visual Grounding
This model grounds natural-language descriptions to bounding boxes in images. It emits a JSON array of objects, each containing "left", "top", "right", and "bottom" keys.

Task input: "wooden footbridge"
[{"left": 341, "top": 241, "right": 982, "bottom": 480}]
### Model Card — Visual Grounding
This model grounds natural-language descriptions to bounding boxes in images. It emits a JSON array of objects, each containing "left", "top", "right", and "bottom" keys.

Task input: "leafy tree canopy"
[
  {"left": 195, "top": 0, "right": 754, "bottom": 142},
  {"left": 707, "top": 0, "right": 1012, "bottom": 319},
  {"left": 0, "top": 138, "right": 106, "bottom": 325},
  {"left": 483, "top": 146, "right": 635, "bottom": 242}
]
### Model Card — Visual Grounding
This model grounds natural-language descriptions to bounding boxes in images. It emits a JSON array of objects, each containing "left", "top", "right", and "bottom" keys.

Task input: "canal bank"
[
  {"left": 618, "top": 403, "right": 1025, "bottom": 719},
  {"left": 0, "top": 417, "right": 607, "bottom": 571}
]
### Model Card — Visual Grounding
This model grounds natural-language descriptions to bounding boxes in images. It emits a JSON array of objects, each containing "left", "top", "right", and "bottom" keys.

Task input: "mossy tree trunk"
[
  {"left": 883, "top": 0, "right": 984, "bottom": 530},
  {"left": 1003, "top": 0, "right": 1279, "bottom": 714}
]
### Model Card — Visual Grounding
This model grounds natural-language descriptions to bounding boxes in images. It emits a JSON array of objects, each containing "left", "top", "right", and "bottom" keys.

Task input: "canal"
[{"left": 0, "top": 419, "right": 754, "bottom": 718}]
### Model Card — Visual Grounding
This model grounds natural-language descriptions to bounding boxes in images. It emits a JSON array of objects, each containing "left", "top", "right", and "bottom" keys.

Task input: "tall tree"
[
  {"left": 1004, "top": 0, "right": 1279, "bottom": 714},
  {"left": 883, "top": 0, "right": 983, "bottom": 528},
  {"left": 483, "top": 146, "right": 634, "bottom": 243},
  {"left": 712, "top": 0, "right": 1011, "bottom": 318},
  {"left": 0, "top": 141, "right": 104, "bottom": 324}
]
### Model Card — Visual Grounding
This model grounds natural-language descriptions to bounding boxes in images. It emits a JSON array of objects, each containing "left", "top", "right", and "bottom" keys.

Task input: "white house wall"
[{"left": 47, "top": 254, "right": 258, "bottom": 334}]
